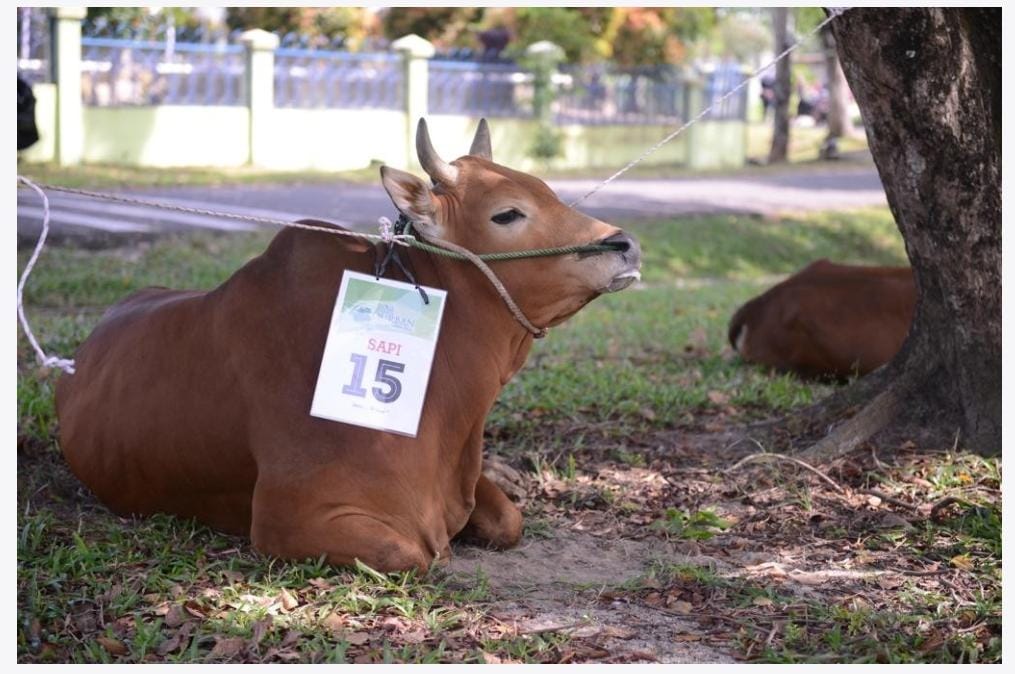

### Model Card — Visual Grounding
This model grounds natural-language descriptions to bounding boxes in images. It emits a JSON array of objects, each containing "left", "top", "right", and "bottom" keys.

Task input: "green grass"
[
  {"left": 746, "top": 122, "right": 871, "bottom": 164},
  {"left": 20, "top": 205, "right": 958, "bottom": 664}
]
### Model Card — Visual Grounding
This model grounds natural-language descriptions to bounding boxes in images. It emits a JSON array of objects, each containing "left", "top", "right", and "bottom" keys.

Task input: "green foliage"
[
  {"left": 511, "top": 7, "right": 715, "bottom": 66},
  {"left": 611, "top": 8, "right": 716, "bottom": 66},
  {"left": 652, "top": 508, "right": 730, "bottom": 540},
  {"left": 511, "top": 7, "right": 600, "bottom": 64},
  {"left": 380, "top": 7, "right": 481, "bottom": 47},
  {"left": 227, "top": 7, "right": 370, "bottom": 49},
  {"left": 714, "top": 12, "right": 772, "bottom": 65},
  {"left": 793, "top": 7, "right": 828, "bottom": 35}
]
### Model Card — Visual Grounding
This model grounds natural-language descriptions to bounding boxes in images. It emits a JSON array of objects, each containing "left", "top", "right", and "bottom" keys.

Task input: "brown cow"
[
  {"left": 55, "top": 119, "right": 641, "bottom": 572},
  {"left": 728, "top": 259, "right": 915, "bottom": 380}
]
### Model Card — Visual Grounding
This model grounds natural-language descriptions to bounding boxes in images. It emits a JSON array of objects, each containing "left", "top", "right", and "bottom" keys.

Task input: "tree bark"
[
  {"left": 768, "top": 7, "right": 790, "bottom": 163},
  {"left": 820, "top": 26, "right": 854, "bottom": 140},
  {"left": 800, "top": 8, "right": 1001, "bottom": 458}
]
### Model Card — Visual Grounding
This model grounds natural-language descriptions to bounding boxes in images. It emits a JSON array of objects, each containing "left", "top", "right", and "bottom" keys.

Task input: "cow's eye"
[{"left": 491, "top": 208, "right": 524, "bottom": 225}]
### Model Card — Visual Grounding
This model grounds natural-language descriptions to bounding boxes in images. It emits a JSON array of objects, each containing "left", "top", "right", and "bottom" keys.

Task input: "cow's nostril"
[{"left": 599, "top": 231, "right": 632, "bottom": 253}]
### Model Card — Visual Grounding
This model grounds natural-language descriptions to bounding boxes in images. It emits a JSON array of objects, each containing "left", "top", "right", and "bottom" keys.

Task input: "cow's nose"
[{"left": 599, "top": 231, "right": 641, "bottom": 265}]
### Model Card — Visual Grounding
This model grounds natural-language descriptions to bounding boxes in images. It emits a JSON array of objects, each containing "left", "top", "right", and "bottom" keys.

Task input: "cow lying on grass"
[
  {"left": 728, "top": 259, "right": 915, "bottom": 380},
  {"left": 56, "top": 119, "right": 642, "bottom": 572}
]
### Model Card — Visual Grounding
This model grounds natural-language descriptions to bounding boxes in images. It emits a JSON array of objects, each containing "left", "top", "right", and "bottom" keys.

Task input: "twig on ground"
[
  {"left": 929, "top": 496, "right": 970, "bottom": 521},
  {"left": 517, "top": 622, "right": 585, "bottom": 636},
  {"left": 859, "top": 488, "right": 919, "bottom": 512},
  {"left": 726, "top": 443, "right": 846, "bottom": 494},
  {"left": 869, "top": 445, "right": 889, "bottom": 470},
  {"left": 895, "top": 567, "right": 951, "bottom": 577}
]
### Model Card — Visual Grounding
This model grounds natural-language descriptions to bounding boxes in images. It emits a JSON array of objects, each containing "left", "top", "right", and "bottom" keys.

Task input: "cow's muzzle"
[{"left": 598, "top": 231, "right": 642, "bottom": 293}]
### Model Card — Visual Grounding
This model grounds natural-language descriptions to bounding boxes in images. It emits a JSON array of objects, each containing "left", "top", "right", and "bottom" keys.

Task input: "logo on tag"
[{"left": 311, "top": 271, "right": 447, "bottom": 437}]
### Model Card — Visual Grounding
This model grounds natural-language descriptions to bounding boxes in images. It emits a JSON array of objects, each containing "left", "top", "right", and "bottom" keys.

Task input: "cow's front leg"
[
  {"left": 250, "top": 478, "right": 433, "bottom": 572},
  {"left": 457, "top": 473, "right": 523, "bottom": 549}
]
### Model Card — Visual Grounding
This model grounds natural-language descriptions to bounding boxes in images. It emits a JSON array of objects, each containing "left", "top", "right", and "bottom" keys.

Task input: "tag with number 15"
[{"left": 311, "top": 271, "right": 447, "bottom": 437}]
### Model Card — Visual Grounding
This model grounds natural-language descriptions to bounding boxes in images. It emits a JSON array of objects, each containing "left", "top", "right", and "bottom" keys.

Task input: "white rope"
[
  {"left": 377, "top": 216, "right": 395, "bottom": 243},
  {"left": 570, "top": 8, "right": 850, "bottom": 207},
  {"left": 17, "top": 176, "right": 77, "bottom": 374},
  {"left": 17, "top": 180, "right": 418, "bottom": 246}
]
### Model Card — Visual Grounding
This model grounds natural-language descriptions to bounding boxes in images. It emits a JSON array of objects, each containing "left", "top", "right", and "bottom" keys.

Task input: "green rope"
[{"left": 403, "top": 237, "right": 620, "bottom": 261}]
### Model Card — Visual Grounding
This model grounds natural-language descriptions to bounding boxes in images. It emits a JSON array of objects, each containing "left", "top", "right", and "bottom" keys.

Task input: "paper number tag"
[{"left": 311, "top": 271, "right": 447, "bottom": 437}]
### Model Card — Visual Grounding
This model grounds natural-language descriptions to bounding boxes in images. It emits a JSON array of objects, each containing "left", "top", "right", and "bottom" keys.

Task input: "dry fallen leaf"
[
  {"left": 183, "top": 601, "right": 208, "bottom": 620},
  {"left": 401, "top": 629, "right": 426, "bottom": 644},
  {"left": 278, "top": 588, "right": 299, "bottom": 613},
  {"left": 251, "top": 617, "right": 274, "bottom": 647},
  {"left": 320, "top": 613, "right": 346, "bottom": 634},
  {"left": 601, "top": 625, "right": 636, "bottom": 640},
  {"left": 164, "top": 605, "right": 189, "bottom": 629},
  {"left": 950, "top": 554, "right": 974, "bottom": 570},
  {"left": 667, "top": 600, "right": 693, "bottom": 614},
  {"left": 208, "top": 636, "right": 246, "bottom": 660},
  {"left": 221, "top": 570, "right": 245, "bottom": 584},
  {"left": 96, "top": 636, "right": 128, "bottom": 656},
  {"left": 343, "top": 632, "right": 370, "bottom": 646},
  {"left": 308, "top": 577, "right": 334, "bottom": 591},
  {"left": 707, "top": 390, "right": 729, "bottom": 405}
]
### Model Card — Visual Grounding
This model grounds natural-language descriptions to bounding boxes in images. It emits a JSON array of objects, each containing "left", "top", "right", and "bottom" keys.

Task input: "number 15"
[{"left": 342, "top": 354, "right": 405, "bottom": 403}]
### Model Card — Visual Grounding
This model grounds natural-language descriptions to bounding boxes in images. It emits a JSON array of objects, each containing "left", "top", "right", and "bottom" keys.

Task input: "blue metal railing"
[
  {"left": 428, "top": 60, "right": 532, "bottom": 118},
  {"left": 17, "top": 7, "right": 51, "bottom": 84},
  {"left": 274, "top": 48, "right": 403, "bottom": 110},
  {"left": 81, "top": 37, "right": 245, "bottom": 106},
  {"left": 701, "top": 66, "right": 749, "bottom": 121},
  {"left": 557, "top": 64, "right": 688, "bottom": 126}
]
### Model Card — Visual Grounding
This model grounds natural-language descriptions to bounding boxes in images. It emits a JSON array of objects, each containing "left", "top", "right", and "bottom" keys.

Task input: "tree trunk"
[
  {"left": 797, "top": 8, "right": 1000, "bottom": 460},
  {"left": 768, "top": 7, "right": 790, "bottom": 163},
  {"left": 820, "top": 26, "right": 854, "bottom": 140}
]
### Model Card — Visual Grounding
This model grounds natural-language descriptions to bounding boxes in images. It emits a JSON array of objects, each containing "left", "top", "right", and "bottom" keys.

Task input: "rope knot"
[
  {"left": 377, "top": 216, "right": 394, "bottom": 243},
  {"left": 42, "top": 356, "right": 77, "bottom": 374}
]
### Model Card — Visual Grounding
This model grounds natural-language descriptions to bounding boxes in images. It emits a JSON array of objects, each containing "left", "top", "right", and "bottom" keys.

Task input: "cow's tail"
[{"left": 727, "top": 304, "right": 750, "bottom": 354}]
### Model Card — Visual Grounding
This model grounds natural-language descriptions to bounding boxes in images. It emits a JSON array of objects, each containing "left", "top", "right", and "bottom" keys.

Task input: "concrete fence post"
[
  {"left": 391, "top": 34, "right": 434, "bottom": 170},
  {"left": 683, "top": 71, "right": 706, "bottom": 169},
  {"left": 50, "top": 6, "right": 86, "bottom": 166},
  {"left": 240, "top": 29, "right": 279, "bottom": 167}
]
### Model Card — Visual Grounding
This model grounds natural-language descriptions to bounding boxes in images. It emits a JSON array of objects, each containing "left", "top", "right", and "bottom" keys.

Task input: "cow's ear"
[{"left": 379, "top": 166, "right": 443, "bottom": 238}]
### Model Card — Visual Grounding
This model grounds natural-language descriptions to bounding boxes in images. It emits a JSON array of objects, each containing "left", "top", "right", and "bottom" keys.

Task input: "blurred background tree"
[
  {"left": 379, "top": 7, "right": 482, "bottom": 49},
  {"left": 226, "top": 7, "right": 373, "bottom": 49}
]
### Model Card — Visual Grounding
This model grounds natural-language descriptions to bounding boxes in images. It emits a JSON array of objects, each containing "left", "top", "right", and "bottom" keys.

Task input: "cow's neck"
[{"left": 408, "top": 245, "right": 535, "bottom": 392}]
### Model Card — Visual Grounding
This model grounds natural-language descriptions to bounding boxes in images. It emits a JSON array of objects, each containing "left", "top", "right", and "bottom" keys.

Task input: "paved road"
[{"left": 17, "top": 165, "right": 887, "bottom": 247}]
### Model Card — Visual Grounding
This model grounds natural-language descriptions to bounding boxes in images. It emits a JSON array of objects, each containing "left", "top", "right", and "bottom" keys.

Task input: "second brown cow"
[{"left": 728, "top": 259, "right": 915, "bottom": 379}]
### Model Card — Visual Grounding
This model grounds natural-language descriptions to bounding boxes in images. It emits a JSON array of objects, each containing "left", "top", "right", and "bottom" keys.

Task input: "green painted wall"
[
  {"left": 687, "top": 120, "right": 748, "bottom": 169},
  {"left": 81, "top": 106, "right": 249, "bottom": 167},
  {"left": 28, "top": 103, "right": 745, "bottom": 173},
  {"left": 261, "top": 108, "right": 409, "bottom": 171},
  {"left": 425, "top": 115, "right": 751, "bottom": 173}
]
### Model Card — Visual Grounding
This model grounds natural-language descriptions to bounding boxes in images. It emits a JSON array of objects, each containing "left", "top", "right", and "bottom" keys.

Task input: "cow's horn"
[
  {"left": 416, "top": 118, "right": 458, "bottom": 186},
  {"left": 469, "top": 118, "right": 492, "bottom": 160}
]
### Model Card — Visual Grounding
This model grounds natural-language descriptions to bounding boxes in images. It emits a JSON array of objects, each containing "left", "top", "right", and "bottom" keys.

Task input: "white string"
[
  {"left": 17, "top": 176, "right": 77, "bottom": 374},
  {"left": 570, "top": 8, "right": 850, "bottom": 207}
]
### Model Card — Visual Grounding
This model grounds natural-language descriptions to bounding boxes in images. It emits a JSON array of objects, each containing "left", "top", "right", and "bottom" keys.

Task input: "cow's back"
[
  {"left": 56, "top": 286, "right": 258, "bottom": 533},
  {"left": 729, "top": 260, "right": 915, "bottom": 379}
]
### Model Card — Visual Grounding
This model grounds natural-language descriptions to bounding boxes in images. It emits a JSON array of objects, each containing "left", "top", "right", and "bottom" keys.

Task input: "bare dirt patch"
[{"left": 448, "top": 529, "right": 734, "bottom": 663}]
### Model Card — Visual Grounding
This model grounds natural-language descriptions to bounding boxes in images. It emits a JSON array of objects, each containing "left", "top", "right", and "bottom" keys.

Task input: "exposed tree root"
[{"left": 796, "top": 381, "right": 904, "bottom": 465}]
